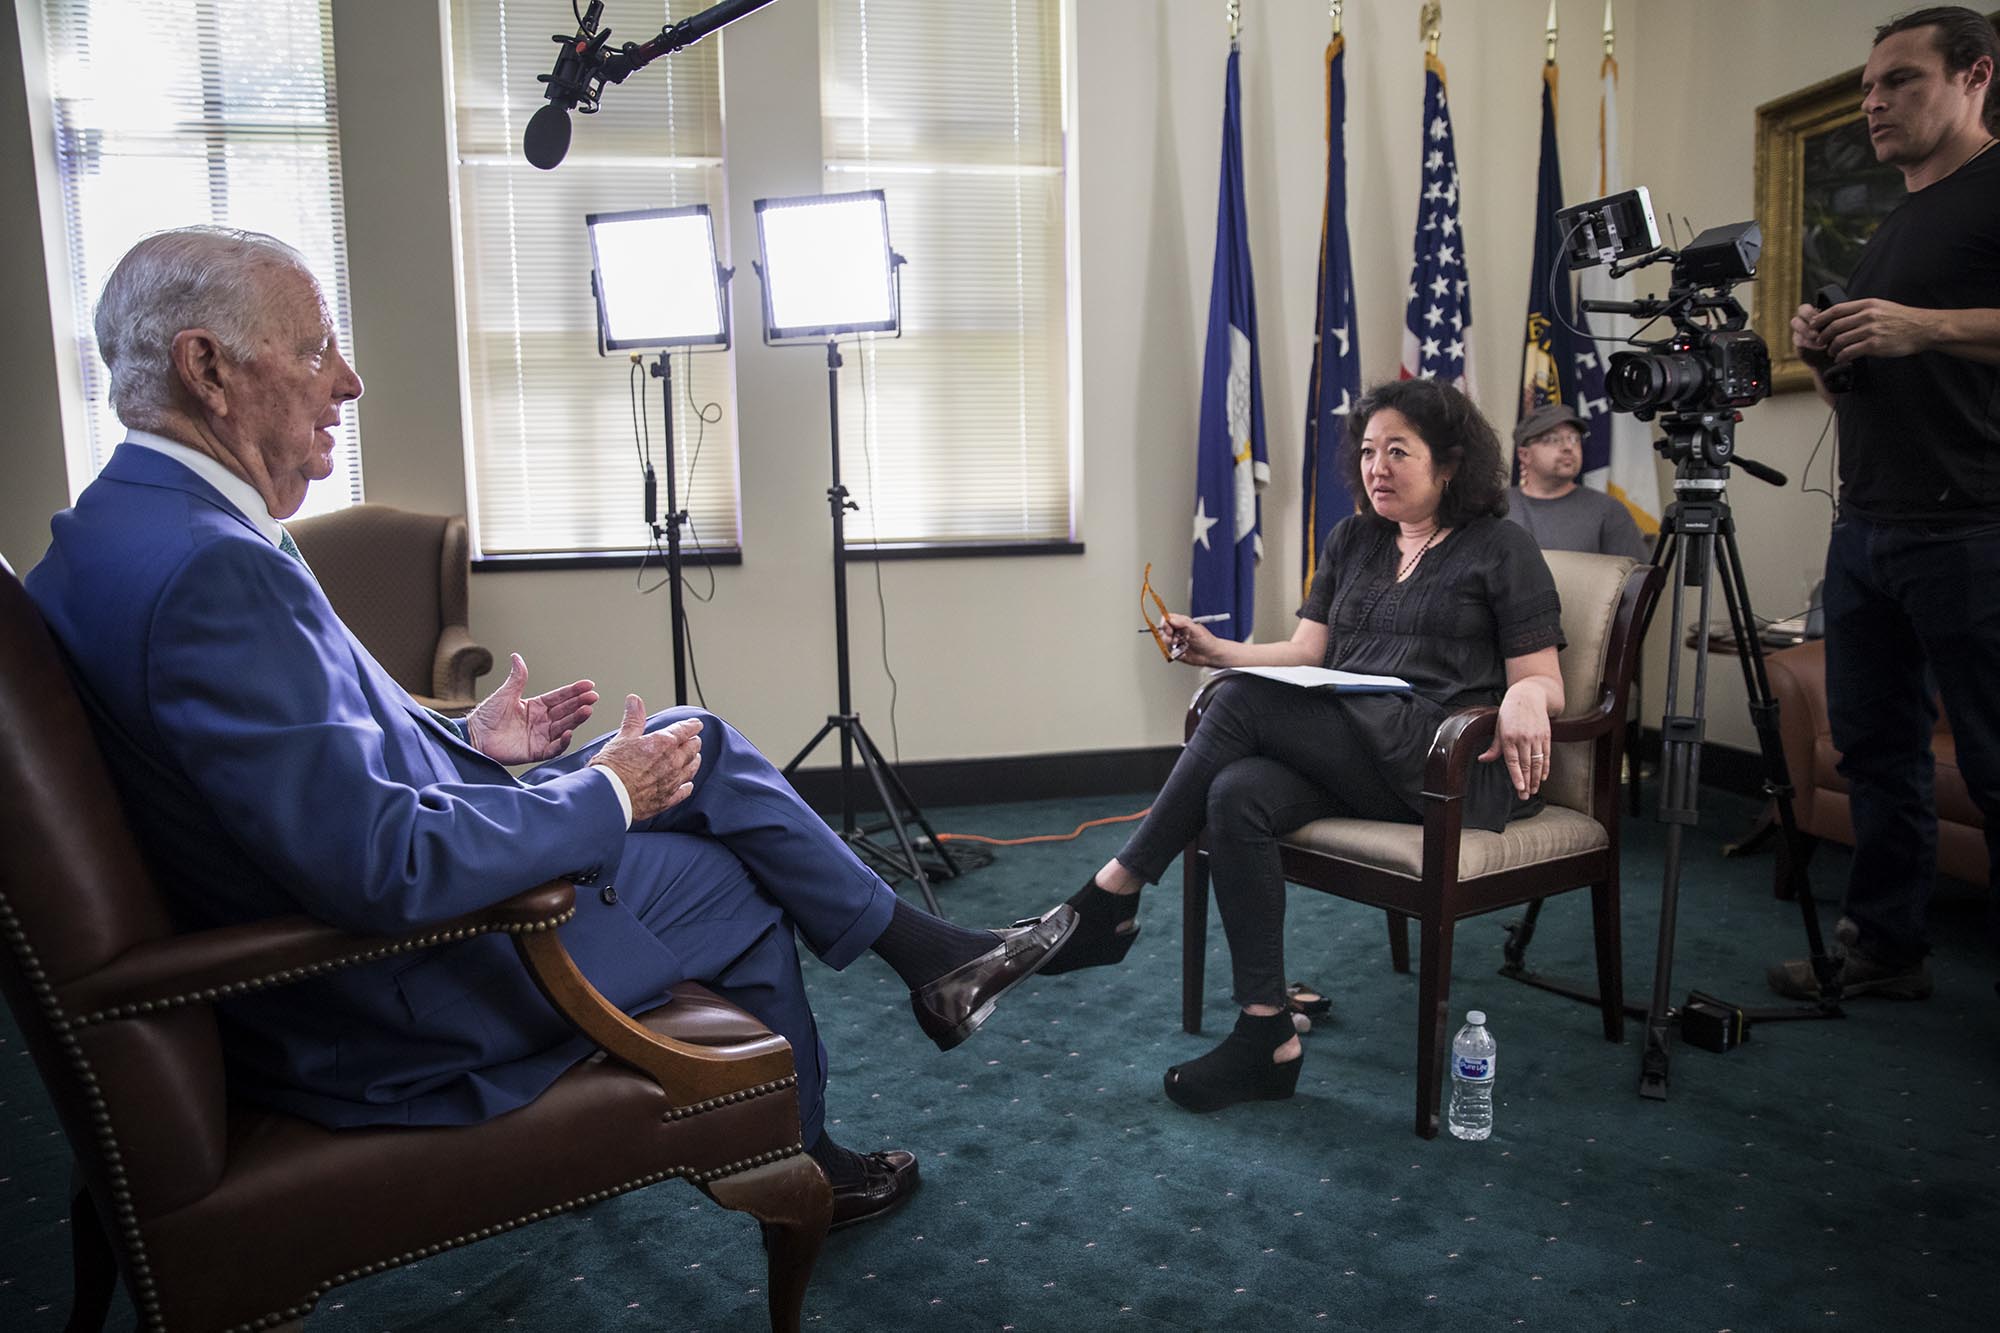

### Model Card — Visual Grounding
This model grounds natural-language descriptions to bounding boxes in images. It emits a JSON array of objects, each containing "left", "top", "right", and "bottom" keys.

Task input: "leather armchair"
[
  {"left": 288, "top": 504, "right": 493, "bottom": 715},
  {"left": 1766, "top": 638, "right": 1988, "bottom": 889},
  {"left": 0, "top": 561, "right": 831, "bottom": 1332}
]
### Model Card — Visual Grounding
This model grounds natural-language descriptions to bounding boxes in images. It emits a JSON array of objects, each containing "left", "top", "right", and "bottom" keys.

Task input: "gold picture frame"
[{"left": 1753, "top": 65, "right": 1905, "bottom": 392}]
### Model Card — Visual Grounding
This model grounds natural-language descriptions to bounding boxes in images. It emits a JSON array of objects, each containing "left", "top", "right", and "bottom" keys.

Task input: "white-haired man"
[{"left": 27, "top": 226, "right": 1074, "bottom": 1228}]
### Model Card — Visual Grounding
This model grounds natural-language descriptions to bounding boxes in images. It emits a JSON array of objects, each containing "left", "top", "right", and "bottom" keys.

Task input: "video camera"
[{"left": 1555, "top": 187, "right": 1771, "bottom": 425}]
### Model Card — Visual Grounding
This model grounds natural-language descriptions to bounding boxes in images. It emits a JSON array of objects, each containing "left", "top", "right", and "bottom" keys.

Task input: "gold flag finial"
[
  {"left": 1228, "top": 0, "right": 1241, "bottom": 43},
  {"left": 1547, "top": 1, "right": 1559, "bottom": 63},
  {"left": 1604, "top": 0, "right": 1616, "bottom": 57},
  {"left": 1421, "top": 1, "right": 1442, "bottom": 56},
  {"left": 1331, "top": 1, "right": 1343, "bottom": 39}
]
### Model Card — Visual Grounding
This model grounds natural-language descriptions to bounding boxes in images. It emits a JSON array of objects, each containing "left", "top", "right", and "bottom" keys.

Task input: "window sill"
[
  {"left": 472, "top": 541, "right": 1084, "bottom": 570},
  {"left": 473, "top": 549, "right": 744, "bottom": 573},
  {"left": 843, "top": 540, "right": 1084, "bottom": 562}
]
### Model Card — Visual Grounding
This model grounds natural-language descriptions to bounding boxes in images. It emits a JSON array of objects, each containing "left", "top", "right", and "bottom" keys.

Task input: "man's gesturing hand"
[
  {"left": 588, "top": 697, "right": 702, "bottom": 822},
  {"left": 466, "top": 653, "right": 599, "bottom": 764}
]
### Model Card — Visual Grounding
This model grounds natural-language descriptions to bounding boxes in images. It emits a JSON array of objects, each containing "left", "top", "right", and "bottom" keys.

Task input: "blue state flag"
[
  {"left": 1517, "top": 61, "right": 1589, "bottom": 440},
  {"left": 1192, "top": 44, "right": 1267, "bottom": 641},
  {"left": 1303, "top": 31, "right": 1361, "bottom": 596}
]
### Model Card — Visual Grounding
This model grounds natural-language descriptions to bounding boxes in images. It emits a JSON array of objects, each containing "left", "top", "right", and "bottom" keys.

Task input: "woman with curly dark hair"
[{"left": 1043, "top": 378, "right": 1566, "bottom": 1112}]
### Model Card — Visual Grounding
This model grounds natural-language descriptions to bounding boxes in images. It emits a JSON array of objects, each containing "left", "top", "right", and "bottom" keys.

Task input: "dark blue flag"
[
  {"left": 1402, "top": 54, "right": 1474, "bottom": 393},
  {"left": 1303, "top": 32, "right": 1361, "bottom": 596},
  {"left": 1192, "top": 45, "right": 1267, "bottom": 641},
  {"left": 1517, "top": 62, "right": 1588, "bottom": 438}
]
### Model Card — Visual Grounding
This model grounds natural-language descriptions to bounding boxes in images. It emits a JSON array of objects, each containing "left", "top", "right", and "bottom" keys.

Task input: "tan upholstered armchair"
[
  {"left": 1767, "top": 639, "right": 1988, "bottom": 890},
  {"left": 1181, "top": 551, "right": 1663, "bottom": 1138},
  {"left": 288, "top": 504, "right": 492, "bottom": 715},
  {"left": 0, "top": 561, "right": 831, "bottom": 1333}
]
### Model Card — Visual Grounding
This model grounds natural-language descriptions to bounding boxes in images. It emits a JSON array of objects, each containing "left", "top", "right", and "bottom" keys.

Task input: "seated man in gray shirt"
[{"left": 1506, "top": 402, "right": 1651, "bottom": 559}]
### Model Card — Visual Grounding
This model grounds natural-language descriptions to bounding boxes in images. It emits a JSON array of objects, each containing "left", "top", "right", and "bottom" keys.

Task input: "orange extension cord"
[{"left": 932, "top": 807, "right": 1151, "bottom": 847}]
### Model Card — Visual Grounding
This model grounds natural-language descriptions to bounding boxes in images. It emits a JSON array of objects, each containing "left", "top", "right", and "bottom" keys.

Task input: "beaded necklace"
[{"left": 1396, "top": 525, "right": 1443, "bottom": 581}]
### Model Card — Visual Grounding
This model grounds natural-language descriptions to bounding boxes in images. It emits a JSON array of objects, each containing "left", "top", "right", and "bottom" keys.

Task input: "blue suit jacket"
[{"left": 27, "top": 445, "right": 682, "bottom": 1125}]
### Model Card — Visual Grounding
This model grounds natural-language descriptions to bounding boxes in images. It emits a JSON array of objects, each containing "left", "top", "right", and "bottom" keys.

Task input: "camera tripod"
[{"left": 1501, "top": 409, "right": 1845, "bottom": 1101}]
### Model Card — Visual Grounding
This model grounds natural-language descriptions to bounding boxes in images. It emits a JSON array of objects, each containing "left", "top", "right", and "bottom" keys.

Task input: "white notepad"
[{"left": 1208, "top": 664, "right": 1412, "bottom": 694}]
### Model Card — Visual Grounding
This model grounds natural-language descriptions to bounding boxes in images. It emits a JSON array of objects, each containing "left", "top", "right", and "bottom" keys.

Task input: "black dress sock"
[
  {"left": 806, "top": 1132, "right": 867, "bottom": 1189},
  {"left": 871, "top": 897, "right": 1001, "bottom": 990}
]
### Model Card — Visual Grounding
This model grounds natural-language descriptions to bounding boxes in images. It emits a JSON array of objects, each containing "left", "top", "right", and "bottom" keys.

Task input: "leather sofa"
[{"left": 1766, "top": 639, "right": 1988, "bottom": 889}]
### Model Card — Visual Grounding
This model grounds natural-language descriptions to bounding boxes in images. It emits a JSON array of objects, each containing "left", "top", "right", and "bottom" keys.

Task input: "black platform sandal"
[
  {"left": 1038, "top": 880, "right": 1141, "bottom": 975},
  {"left": 1163, "top": 1009, "right": 1303, "bottom": 1113}
]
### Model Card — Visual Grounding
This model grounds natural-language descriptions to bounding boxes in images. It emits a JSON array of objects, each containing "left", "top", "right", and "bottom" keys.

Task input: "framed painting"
[{"left": 1753, "top": 65, "right": 1905, "bottom": 392}]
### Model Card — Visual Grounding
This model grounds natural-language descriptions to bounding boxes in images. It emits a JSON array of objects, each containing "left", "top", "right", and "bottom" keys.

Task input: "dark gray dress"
[{"left": 1299, "top": 512, "right": 1565, "bottom": 831}]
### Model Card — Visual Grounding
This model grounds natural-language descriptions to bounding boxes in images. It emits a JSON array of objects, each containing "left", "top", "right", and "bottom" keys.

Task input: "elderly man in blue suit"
[{"left": 26, "top": 227, "right": 1075, "bottom": 1230}]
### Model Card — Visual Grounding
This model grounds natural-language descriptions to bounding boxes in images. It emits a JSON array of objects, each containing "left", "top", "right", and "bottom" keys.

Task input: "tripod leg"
[
  {"left": 853, "top": 724, "right": 963, "bottom": 880},
  {"left": 1641, "top": 507, "right": 1712, "bottom": 1102},
  {"left": 848, "top": 720, "right": 943, "bottom": 915},
  {"left": 782, "top": 720, "right": 840, "bottom": 777}
]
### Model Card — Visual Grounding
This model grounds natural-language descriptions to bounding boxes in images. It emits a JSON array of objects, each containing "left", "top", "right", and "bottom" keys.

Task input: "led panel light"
[
  {"left": 754, "top": 190, "right": 898, "bottom": 341},
  {"left": 586, "top": 204, "right": 729, "bottom": 350}
]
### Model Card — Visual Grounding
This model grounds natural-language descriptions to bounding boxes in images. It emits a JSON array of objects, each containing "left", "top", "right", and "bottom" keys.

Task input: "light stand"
[
  {"left": 753, "top": 190, "right": 959, "bottom": 913},
  {"left": 587, "top": 204, "right": 731, "bottom": 706},
  {"left": 647, "top": 352, "right": 690, "bottom": 702}
]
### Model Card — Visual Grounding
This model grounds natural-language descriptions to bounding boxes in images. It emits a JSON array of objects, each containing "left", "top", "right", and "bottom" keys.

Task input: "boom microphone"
[
  {"left": 522, "top": 0, "right": 781, "bottom": 170},
  {"left": 525, "top": 1, "right": 608, "bottom": 171},
  {"left": 524, "top": 103, "right": 575, "bottom": 172}
]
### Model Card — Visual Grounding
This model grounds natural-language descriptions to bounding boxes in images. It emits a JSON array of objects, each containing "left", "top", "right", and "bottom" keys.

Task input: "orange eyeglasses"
[{"left": 1140, "top": 562, "right": 1182, "bottom": 661}]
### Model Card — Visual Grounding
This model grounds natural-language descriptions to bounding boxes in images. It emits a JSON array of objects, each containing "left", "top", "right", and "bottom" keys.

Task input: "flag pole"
[{"left": 1420, "top": 1, "right": 1441, "bottom": 56}]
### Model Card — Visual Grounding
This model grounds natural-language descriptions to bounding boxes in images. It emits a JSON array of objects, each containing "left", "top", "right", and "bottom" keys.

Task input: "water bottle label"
[{"left": 1455, "top": 1055, "right": 1493, "bottom": 1082}]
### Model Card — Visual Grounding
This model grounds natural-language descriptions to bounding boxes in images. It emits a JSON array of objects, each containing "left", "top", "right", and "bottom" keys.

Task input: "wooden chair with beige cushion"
[
  {"left": 288, "top": 504, "right": 492, "bottom": 715},
  {"left": 0, "top": 559, "right": 830, "bottom": 1332},
  {"left": 1180, "top": 551, "right": 1664, "bottom": 1138}
]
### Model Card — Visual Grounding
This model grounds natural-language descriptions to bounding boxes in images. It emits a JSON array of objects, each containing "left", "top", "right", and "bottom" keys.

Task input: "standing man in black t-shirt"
[{"left": 1773, "top": 6, "right": 2000, "bottom": 1000}]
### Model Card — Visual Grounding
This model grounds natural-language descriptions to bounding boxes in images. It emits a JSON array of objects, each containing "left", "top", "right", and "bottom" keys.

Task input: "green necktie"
[{"left": 277, "top": 527, "right": 316, "bottom": 581}]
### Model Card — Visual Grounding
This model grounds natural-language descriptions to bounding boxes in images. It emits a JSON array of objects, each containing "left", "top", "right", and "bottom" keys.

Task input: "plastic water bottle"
[{"left": 1447, "top": 1010, "right": 1496, "bottom": 1140}]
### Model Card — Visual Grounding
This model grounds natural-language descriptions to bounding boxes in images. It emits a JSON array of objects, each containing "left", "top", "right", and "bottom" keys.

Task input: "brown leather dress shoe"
[
  {"left": 909, "top": 904, "right": 1078, "bottom": 1051},
  {"left": 830, "top": 1149, "right": 921, "bottom": 1230}
]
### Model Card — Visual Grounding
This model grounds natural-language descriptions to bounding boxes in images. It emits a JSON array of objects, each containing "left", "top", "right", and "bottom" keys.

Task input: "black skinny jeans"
[{"left": 1115, "top": 676, "right": 1418, "bottom": 1008}]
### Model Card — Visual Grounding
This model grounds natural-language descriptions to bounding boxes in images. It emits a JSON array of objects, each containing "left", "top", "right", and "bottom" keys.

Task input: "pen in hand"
[{"left": 1136, "top": 613, "right": 1232, "bottom": 633}]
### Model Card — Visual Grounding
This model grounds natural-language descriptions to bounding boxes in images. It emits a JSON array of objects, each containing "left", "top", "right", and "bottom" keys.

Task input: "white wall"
[{"left": 0, "top": 0, "right": 1900, "bottom": 761}]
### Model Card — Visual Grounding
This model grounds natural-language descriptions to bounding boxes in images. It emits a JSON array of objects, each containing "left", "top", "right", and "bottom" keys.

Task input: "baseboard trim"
[
  {"left": 791, "top": 731, "right": 1766, "bottom": 818},
  {"left": 787, "top": 745, "right": 1182, "bottom": 815}
]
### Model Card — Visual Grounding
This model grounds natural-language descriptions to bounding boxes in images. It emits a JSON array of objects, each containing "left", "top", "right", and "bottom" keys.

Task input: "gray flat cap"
[{"left": 1513, "top": 401, "right": 1587, "bottom": 448}]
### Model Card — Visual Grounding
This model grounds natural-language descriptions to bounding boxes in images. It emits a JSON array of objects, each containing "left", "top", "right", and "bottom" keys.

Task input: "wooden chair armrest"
[
  {"left": 1423, "top": 695, "right": 1620, "bottom": 797},
  {"left": 60, "top": 882, "right": 576, "bottom": 1025},
  {"left": 1423, "top": 705, "right": 1498, "bottom": 796},
  {"left": 514, "top": 931, "right": 798, "bottom": 1106}
]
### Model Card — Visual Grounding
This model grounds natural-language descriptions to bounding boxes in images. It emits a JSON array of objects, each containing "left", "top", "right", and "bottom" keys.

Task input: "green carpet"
[{"left": 3, "top": 790, "right": 1995, "bottom": 1331}]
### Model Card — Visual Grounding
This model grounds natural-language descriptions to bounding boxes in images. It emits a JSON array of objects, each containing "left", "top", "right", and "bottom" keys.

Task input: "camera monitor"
[{"left": 1555, "top": 187, "right": 1661, "bottom": 270}]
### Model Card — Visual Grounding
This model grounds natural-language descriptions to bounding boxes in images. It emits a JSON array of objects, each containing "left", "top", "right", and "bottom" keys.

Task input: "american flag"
[{"left": 1401, "top": 54, "right": 1474, "bottom": 395}]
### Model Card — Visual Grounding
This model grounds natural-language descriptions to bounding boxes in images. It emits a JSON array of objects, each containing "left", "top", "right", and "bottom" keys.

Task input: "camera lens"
[{"left": 1607, "top": 350, "right": 1708, "bottom": 414}]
